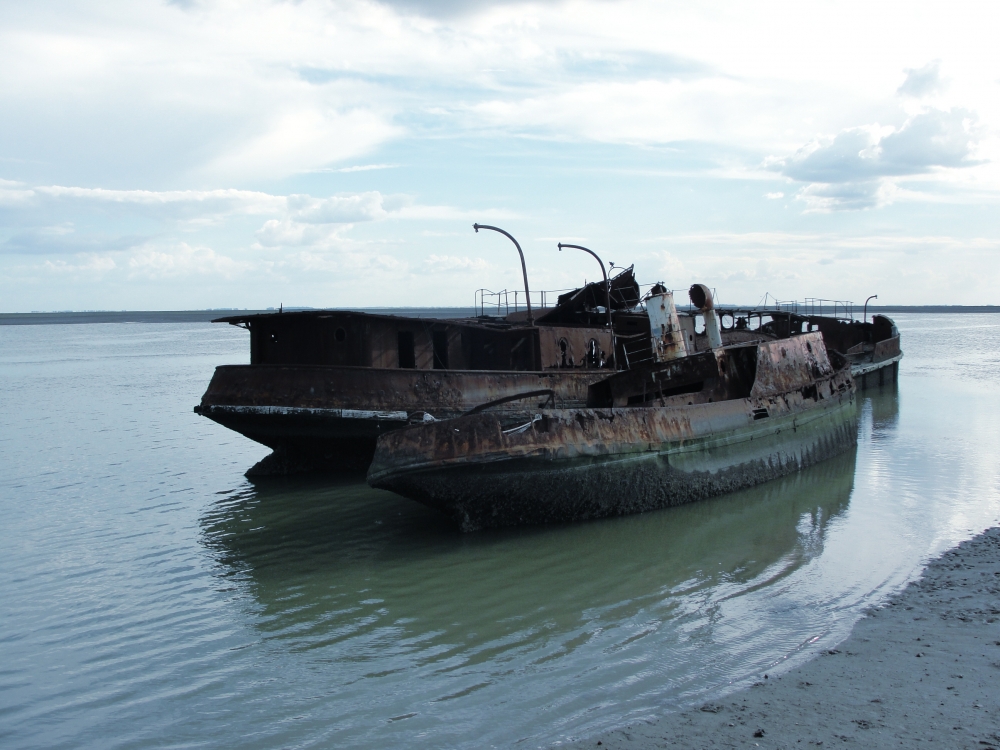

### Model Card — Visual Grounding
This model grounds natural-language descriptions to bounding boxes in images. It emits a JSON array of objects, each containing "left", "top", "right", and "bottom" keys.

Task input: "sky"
[{"left": 1, "top": 0, "right": 998, "bottom": 311}]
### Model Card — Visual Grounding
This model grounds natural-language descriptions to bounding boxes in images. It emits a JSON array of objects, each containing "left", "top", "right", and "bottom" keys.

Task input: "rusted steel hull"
[
  {"left": 711, "top": 312, "right": 903, "bottom": 392},
  {"left": 849, "top": 335, "right": 902, "bottom": 391},
  {"left": 195, "top": 365, "right": 607, "bottom": 472},
  {"left": 368, "top": 367, "right": 857, "bottom": 531}
]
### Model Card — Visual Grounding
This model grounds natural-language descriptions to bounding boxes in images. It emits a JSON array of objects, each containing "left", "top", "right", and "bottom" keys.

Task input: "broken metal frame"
[
  {"left": 557, "top": 243, "right": 612, "bottom": 328},
  {"left": 462, "top": 388, "right": 556, "bottom": 416}
]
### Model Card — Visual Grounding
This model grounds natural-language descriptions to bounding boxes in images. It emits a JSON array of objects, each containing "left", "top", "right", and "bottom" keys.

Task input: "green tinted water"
[{"left": 1, "top": 315, "right": 998, "bottom": 748}]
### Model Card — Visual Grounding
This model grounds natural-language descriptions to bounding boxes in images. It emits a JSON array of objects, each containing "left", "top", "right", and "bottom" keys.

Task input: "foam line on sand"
[{"left": 570, "top": 527, "right": 1000, "bottom": 749}]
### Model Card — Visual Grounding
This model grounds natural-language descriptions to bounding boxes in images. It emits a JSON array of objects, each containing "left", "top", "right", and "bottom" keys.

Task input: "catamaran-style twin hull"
[{"left": 368, "top": 332, "right": 858, "bottom": 531}]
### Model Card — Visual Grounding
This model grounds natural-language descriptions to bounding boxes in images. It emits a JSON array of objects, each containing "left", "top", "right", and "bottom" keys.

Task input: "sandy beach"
[{"left": 572, "top": 527, "right": 1000, "bottom": 749}]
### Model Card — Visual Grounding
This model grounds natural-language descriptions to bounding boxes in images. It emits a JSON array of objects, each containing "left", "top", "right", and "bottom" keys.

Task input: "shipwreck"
[
  {"left": 194, "top": 227, "right": 901, "bottom": 478},
  {"left": 367, "top": 285, "right": 860, "bottom": 530}
]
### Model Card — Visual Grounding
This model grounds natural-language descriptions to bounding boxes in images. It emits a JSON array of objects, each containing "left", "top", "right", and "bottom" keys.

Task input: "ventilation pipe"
[
  {"left": 689, "top": 284, "right": 723, "bottom": 350},
  {"left": 647, "top": 286, "right": 687, "bottom": 362}
]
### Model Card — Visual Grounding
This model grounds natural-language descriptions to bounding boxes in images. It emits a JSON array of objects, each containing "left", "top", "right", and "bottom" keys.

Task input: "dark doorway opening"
[
  {"left": 398, "top": 331, "right": 416, "bottom": 369},
  {"left": 432, "top": 331, "right": 449, "bottom": 370}
]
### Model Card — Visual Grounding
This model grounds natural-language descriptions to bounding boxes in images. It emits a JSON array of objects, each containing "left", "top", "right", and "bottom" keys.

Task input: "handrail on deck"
[
  {"left": 757, "top": 293, "right": 858, "bottom": 321},
  {"left": 474, "top": 287, "right": 577, "bottom": 317}
]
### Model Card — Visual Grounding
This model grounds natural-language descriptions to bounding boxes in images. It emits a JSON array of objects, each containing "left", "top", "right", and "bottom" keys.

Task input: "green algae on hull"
[{"left": 369, "top": 333, "right": 859, "bottom": 530}]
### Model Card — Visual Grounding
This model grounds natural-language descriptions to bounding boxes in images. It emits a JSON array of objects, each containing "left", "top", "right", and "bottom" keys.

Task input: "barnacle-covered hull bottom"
[{"left": 368, "top": 333, "right": 858, "bottom": 531}]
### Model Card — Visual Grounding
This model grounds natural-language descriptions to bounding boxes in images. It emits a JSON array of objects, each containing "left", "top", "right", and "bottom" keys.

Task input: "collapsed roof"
[{"left": 537, "top": 265, "right": 641, "bottom": 325}]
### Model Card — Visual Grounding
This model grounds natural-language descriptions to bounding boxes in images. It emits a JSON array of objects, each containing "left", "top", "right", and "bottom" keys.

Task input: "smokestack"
[
  {"left": 646, "top": 286, "right": 687, "bottom": 362},
  {"left": 689, "top": 284, "right": 723, "bottom": 350}
]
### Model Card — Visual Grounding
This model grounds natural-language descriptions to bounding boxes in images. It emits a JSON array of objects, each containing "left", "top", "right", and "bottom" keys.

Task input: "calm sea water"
[{"left": 2, "top": 314, "right": 999, "bottom": 749}]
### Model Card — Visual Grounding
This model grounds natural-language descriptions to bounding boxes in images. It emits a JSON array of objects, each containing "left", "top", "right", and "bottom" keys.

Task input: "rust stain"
[{"left": 372, "top": 362, "right": 853, "bottom": 478}]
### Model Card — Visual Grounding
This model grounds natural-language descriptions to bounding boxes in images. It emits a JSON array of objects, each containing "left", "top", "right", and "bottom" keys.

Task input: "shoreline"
[{"left": 570, "top": 527, "right": 1000, "bottom": 749}]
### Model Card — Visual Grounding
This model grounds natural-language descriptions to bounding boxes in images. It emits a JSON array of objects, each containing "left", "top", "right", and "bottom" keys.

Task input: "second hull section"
[{"left": 370, "top": 392, "right": 858, "bottom": 530}]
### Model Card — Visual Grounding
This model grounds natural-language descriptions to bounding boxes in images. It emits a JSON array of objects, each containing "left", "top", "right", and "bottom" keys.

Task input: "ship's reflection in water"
[
  {"left": 868, "top": 378, "right": 901, "bottom": 435},
  {"left": 199, "top": 391, "right": 897, "bottom": 748}
]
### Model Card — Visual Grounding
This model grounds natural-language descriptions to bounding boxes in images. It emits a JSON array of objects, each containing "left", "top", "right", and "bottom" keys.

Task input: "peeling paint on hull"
[{"left": 369, "top": 377, "right": 858, "bottom": 531}]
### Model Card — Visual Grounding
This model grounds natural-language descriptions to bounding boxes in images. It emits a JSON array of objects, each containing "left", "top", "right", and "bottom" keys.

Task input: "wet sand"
[{"left": 572, "top": 527, "right": 1000, "bottom": 749}]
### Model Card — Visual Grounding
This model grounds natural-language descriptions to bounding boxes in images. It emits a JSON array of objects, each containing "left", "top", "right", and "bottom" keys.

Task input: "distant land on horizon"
[{"left": 1, "top": 305, "right": 998, "bottom": 325}]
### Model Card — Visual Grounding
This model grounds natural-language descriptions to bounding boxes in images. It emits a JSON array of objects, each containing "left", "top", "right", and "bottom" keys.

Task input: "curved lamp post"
[
  {"left": 864, "top": 294, "right": 878, "bottom": 324},
  {"left": 557, "top": 243, "right": 611, "bottom": 327},
  {"left": 474, "top": 224, "right": 533, "bottom": 325}
]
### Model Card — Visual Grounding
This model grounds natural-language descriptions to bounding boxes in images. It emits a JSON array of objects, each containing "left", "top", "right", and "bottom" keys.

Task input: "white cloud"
[
  {"left": 309, "top": 164, "right": 400, "bottom": 173},
  {"left": 372, "top": 0, "right": 559, "bottom": 19},
  {"left": 0, "top": 179, "right": 35, "bottom": 205},
  {"left": 641, "top": 231, "right": 1000, "bottom": 305},
  {"left": 13, "top": 183, "right": 475, "bottom": 226},
  {"left": 795, "top": 181, "right": 890, "bottom": 212},
  {"left": 644, "top": 230, "right": 1000, "bottom": 252},
  {"left": 2, "top": 1, "right": 998, "bottom": 196},
  {"left": 126, "top": 243, "right": 253, "bottom": 279},
  {"left": 254, "top": 219, "right": 348, "bottom": 249},
  {"left": 9, "top": 183, "right": 397, "bottom": 224},
  {"left": 773, "top": 109, "right": 980, "bottom": 184},
  {"left": 0, "top": 181, "right": 479, "bottom": 259},
  {"left": 288, "top": 192, "right": 388, "bottom": 223},
  {"left": 468, "top": 77, "right": 784, "bottom": 147},
  {"left": 878, "top": 109, "right": 981, "bottom": 172},
  {"left": 2, "top": 224, "right": 145, "bottom": 255},
  {"left": 203, "top": 107, "right": 402, "bottom": 181},
  {"left": 422, "top": 254, "right": 492, "bottom": 272},
  {"left": 2, "top": 0, "right": 1000, "bottom": 308},
  {"left": 898, "top": 60, "right": 945, "bottom": 98},
  {"left": 32, "top": 185, "right": 287, "bottom": 218},
  {"left": 279, "top": 249, "right": 407, "bottom": 275},
  {"left": 768, "top": 108, "right": 984, "bottom": 210},
  {"left": 394, "top": 204, "right": 511, "bottom": 221},
  {"left": 43, "top": 255, "right": 118, "bottom": 274}
]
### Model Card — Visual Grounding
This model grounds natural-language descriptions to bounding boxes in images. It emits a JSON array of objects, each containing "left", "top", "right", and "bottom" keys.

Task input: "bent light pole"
[
  {"left": 558, "top": 243, "right": 611, "bottom": 327},
  {"left": 474, "top": 224, "right": 533, "bottom": 325},
  {"left": 864, "top": 294, "right": 878, "bottom": 324}
]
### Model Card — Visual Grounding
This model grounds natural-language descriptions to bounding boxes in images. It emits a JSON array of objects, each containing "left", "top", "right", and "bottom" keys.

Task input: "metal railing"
[
  {"left": 474, "top": 288, "right": 576, "bottom": 317},
  {"left": 617, "top": 332, "right": 654, "bottom": 369},
  {"left": 475, "top": 281, "right": 706, "bottom": 318},
  {"left": 757, "top": 294, "right": 857, "bottom": 320}
]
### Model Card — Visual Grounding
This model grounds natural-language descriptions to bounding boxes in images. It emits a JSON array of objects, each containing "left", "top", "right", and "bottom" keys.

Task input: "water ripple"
[{"left": 1, "top": 317, "right": 999, "bottom": 748}]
